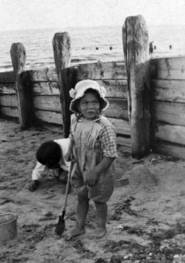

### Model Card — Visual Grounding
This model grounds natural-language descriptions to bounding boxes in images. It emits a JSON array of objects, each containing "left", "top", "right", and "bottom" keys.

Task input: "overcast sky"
[{"left": 0, "top": 0, "right": 185, "bottom": 31}]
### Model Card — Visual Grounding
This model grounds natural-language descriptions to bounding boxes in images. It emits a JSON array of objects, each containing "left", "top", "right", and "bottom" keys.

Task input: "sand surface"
[{"left": 1, "top": 119, "right": 185, "bottom": 263}]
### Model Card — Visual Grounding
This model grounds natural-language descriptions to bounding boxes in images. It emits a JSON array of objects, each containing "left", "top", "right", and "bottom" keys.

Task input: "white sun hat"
[{"left": 69, "top": 79, "right": 109, "bottom": 114}]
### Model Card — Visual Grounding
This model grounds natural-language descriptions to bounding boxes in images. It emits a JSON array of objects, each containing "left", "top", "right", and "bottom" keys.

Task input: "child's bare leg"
[
  {"left": 94, "top": 201, "right": 107, "bottom": 238},
  {"left": 75, "top": 197, "right": 89, "bottom": 232},
  {"left": 67, "top": 187, "right": 89, "bottom": 239}
]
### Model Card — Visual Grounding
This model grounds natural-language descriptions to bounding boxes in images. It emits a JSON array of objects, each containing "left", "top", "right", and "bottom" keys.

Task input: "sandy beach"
[{"left": 1, "top": 118, "right": 185, "bottom": 262}]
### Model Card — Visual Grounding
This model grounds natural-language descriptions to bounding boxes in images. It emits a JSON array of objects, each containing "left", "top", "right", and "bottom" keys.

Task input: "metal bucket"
[{"left": 0, "top": 213, "right": 17, "bottom": 242}]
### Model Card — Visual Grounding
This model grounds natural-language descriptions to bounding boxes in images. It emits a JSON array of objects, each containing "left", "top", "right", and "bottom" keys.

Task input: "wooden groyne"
[
  {"left": 151, "top": 57, "right": 185, "bottom": 159},
  {"left": 0, "top": 61, "right": 130, "bottom": 145},
  {"left": 1, "top": 15, "right": 185, "bottom": 160}
]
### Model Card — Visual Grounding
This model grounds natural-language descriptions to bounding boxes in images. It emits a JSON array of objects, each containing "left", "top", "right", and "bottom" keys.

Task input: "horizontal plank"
[
  {"left": 0, "top": 71, "right": 15, "bottom": 83},
  {"left": 27, "top": 68, "right": 58, "bottom": 82},
  {"left": 109, "top": 117, "right": 130, "bottom": 135},
  {"left": 0, "top": 83, "right": 16, "bottom": 94},
  {"left": 0, "top": 61, "right": 127, "bottom": 84},
  {"left": 0, "top": 106, "right": 18, "bottom": 118},
  {"left": 155, "top": 123, "right": 185, "bottom": 146},
  {"left": 152, "top": 79, "right": 185, "bottom": 102},
  {"left": 154, "top": 140, "right": 185, "bottom": 160},
  {"left": 77, "top": 60, "right": 127, "bottom": 80},
  {"left": 33, "top": 96, "right": 128, "bottom": 119},
  {"left": 0, "top": 68, "right": 57, "bottom": 83},
  {"left": 33, "top": 95, "right": 62, "bottom": 112},
  {"left": 151, "top": 56, "right": 185, "bottom": 80},
  {"left": 32, "top": 79, "right": 128, "bottom": 98},
  {"left": 34, "top": 111, "right": 130, "bottom": 138},
  {"left": 34, "top": 110, "right": 63, "bottom": 125},
  {"left": 33, "top": 82, "right": 59, "bottom": 95},
  {"left": 116, "top": 135, "right": 131, "bottom": 147},
  {"left": 103, "top": 80, "right": 128, "bottom": 98},
  {"left": 26, "top": 60, "right": 126, "bottom": 82},
  {"left": 0, "top": 94, "right": 17, "bottom": 107},
  {"left": 105, "top": 98, "right": 128, "bottom": 119},
  {"left": 154, "top": 101, "right": 185, "bottom": 126}
]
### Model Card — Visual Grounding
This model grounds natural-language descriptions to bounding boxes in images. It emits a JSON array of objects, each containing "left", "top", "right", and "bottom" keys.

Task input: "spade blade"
[{"left": 55, "top": 213, "right": 65, "bottom": 236}]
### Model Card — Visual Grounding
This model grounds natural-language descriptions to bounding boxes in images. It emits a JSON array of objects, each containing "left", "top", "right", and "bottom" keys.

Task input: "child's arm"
[
  {"left": 85, "top": 120, "right": 117, "bottom": 187},
  {"left": 84, "top": 156, "right": 115, "bottom": 186},
  {"left": 32, "top": 162, "right": 47, "bottom": 181}
]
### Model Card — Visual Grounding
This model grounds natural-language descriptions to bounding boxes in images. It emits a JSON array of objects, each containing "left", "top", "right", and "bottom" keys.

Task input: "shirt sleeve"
[
  {"left": 32, "top": 162, "right": 47, "bottom": 181},
  {"left": 100, "top": 124, "right": 118, "bottom": 158}
]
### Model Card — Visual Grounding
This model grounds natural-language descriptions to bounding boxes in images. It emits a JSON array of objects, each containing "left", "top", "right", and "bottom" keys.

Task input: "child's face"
[{"left": 78, "top": 92, "right": 101, "bottom": 120}]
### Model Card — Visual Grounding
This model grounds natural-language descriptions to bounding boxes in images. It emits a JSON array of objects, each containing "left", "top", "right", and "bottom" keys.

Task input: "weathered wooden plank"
[
  {"left": 34, "top": 110, "right": 63, "bottom": 125},
  {"left": 0, "top": 83, "right": 16, "bottom": 94},
  {"left": 154, "top": 101, "right": 185, "bottom": 126},
  {"left": 152, "top": 79, "right": 185, "bottom": 102},
  {"left": 109, "top": 117, "right": 130, "bottom": 135},
  {"left": 0, "top": 61, "right": 127, "bottom": 83},
  {"left": 102, "top": 79, "right": 128, "bottom": 98},
  {"left": 28, "top": 68, "right": 58, "bottom": 82},
  {"left": 32, "top": 79, "right": 128, "bottom": 98},
  {"left": 105, "top": 98, "right": 128, "bottom": 119},
  {"left": 0, "top": 94, "right": 17, "bottom": 107},
  {"left": 28, "top": 97, "right": 128, "bottom": 120},
  {"left": 151, "top": 56, "right": 185, "bottom": 80},
  {"left": 0, "top": 106, "right": 18, "bottom": 117},
  {"left": 77, "top": 60, "right": 127, "bottom": 80},
  {"left": 16, "top": 60, "right": 127, "bottom": 82},
  {"left": 151, "top": 56, "right": 185, "bottom": 71},
  {"left": 154, "top": 140, "right": 185, "bottom": 160},
  {"left": 0, "top": 71, "right": 15, "bottom": 83},
  {"left": 116, "top": 135, "right": 131, "bottom": 147},
  {"left": 155, "top": 123, "right": 185, "bottom": 146},
  {"left": 33, "top": 95, "right": 61, "bottom": 112},
  {"left": 33, "top": 82, "right": 59, "bottom": 95}
]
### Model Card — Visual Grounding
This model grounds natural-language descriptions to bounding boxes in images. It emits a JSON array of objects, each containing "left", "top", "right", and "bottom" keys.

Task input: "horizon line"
[{"left": 0, "top": 23, "right": 185, "bottom": 33}]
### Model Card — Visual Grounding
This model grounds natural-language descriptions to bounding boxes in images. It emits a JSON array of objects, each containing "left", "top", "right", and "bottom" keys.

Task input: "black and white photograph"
[{"left": 1, "top": 0, "right": 185, "bottom": 262}]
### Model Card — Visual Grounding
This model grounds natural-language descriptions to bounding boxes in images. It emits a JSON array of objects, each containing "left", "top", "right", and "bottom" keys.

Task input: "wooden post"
[
  {"left": 10, "top": 42, "right": 28, "bottom": 128},
  {"left": 122, "top": 15, "right": 151, "bottom": 158},
  {"left": 52, "top": 32, "right": 72, "bottom": 137}
]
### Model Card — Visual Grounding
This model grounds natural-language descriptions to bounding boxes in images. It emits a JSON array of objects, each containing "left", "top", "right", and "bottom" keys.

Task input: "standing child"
[
  {"left": 67, "top": 79, "right": 117, "bottom": 239},
  {"left": 29, "top": 138, "right": 71, "bottom": 191}
]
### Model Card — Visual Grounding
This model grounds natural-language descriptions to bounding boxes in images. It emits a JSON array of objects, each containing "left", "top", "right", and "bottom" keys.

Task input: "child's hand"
[
  {"left": 65, "top": 151, "right": 71, "bottom": 162},
  {"left": 84, "top": 169, "right": 98, "bottom": 187}
]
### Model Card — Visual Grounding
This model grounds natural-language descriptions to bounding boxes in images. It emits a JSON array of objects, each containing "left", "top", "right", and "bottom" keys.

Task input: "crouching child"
[{"left": 28, "top": 138, "right": 71, "bottom": 192}]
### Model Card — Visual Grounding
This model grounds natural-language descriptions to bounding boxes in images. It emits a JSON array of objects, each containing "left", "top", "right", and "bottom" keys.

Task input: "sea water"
[{"left": 0, "top": 25, "right": 185, "bottom": 72}]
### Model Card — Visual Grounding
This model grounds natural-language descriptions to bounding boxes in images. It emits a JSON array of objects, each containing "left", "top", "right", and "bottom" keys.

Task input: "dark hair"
[
  {"left": 36, "top": 141, "right": 61, "bottom": 167},
  {"left": 74, "top": 88, "right": 106, "bottom": 113}
]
